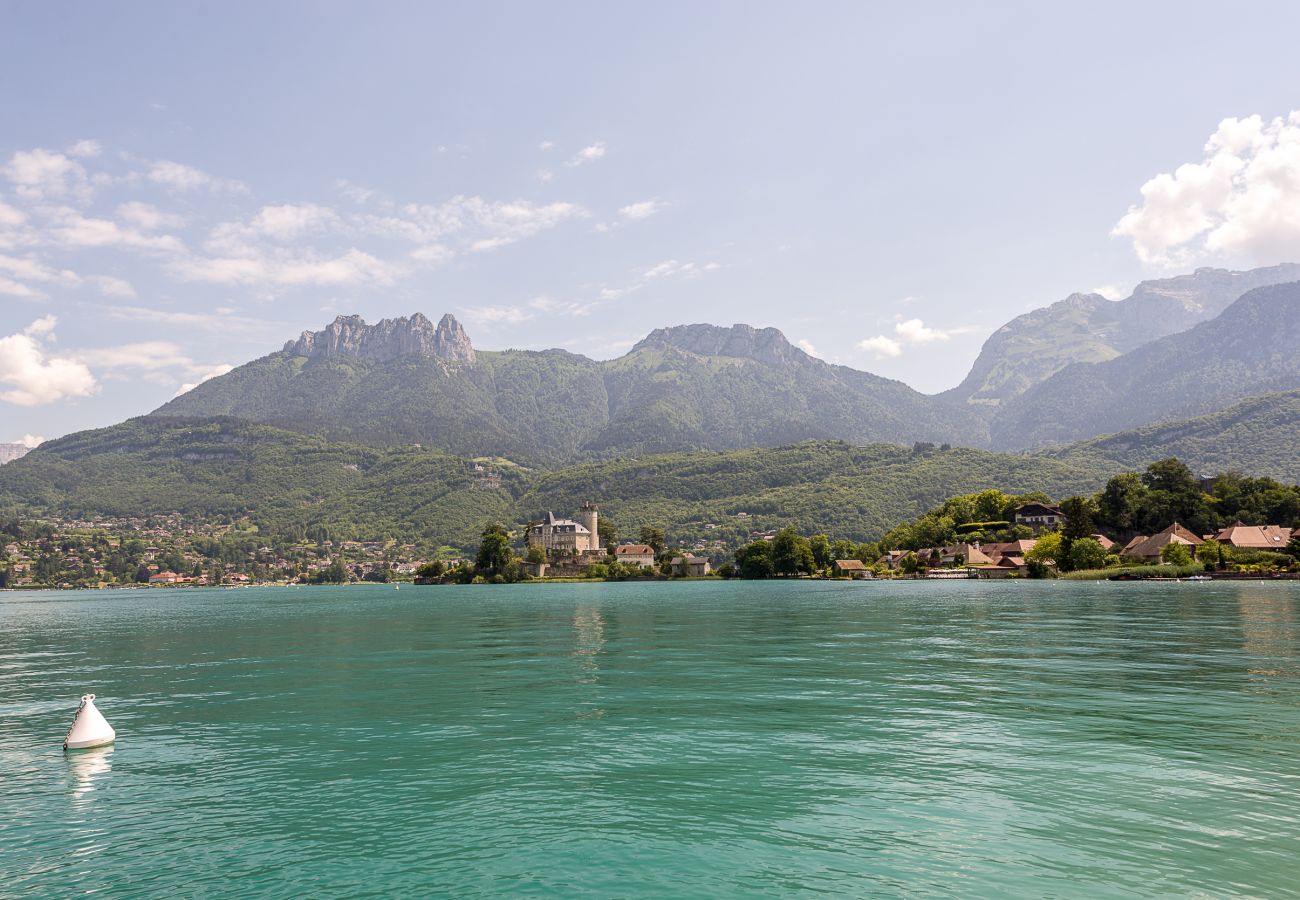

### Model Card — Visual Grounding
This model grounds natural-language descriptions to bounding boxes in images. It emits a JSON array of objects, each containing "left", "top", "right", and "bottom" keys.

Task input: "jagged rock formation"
[
  {"left": 634, "top": 323, "right": 818, "bottom": 369},
  {"left": 284, "top": 313, "right": 475, "bottom": 365},
  {"left": 0, "top": 443, "right": 32, "bottom": 466}
]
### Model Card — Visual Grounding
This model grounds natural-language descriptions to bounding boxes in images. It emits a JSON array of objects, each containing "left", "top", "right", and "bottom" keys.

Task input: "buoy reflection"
[{"left": 67, "top": 745, "right": 113, "bottom": 801}]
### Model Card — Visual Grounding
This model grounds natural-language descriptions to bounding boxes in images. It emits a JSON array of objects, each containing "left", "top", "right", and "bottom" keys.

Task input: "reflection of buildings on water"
[
  {"left": 572, "top": 606, "right": 607, "bottom": 718},
  {"left": 1238, "top": 588, "right": 1298, "bottom": 677},
  {"left": 67, "top": 745, "right": 113, "bottom": 801}
]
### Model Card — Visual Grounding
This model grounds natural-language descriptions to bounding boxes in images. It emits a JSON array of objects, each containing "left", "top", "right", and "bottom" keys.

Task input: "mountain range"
[{"left": 2, "top": 263, "right": 1298, "bottom": 546}]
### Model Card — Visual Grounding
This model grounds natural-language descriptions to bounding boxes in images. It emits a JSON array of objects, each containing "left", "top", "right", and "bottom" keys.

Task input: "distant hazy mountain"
[
  {"left": 947, "top": 264, "right": 1300, "bottom": 406},
  {"left": 990, "top": 282, "right": 1300, "bottom": 449},
  {"left": 157, "top": 314, "right": 987, "bottom": 465},
  {"left": 1054, "top": 390, "right": 1300, "bottom": 484}
]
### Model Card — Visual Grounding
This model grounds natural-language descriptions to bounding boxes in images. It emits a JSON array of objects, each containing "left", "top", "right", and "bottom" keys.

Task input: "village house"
[
  {"left": 1121, "top": 523, "right": 1204, "bottom": 563},
  {"left": 613, "top": 544, "right": 657, "bottom": 568},
  {"left": 1013, "top": 502, "right": 1063, "bottom": 530},
  {"left": 1208, "top": 522, "right": 1293, "bottom": 550},
  {"left": 670, "top": 555, "right": 712, "bottom": 577},
  {"left": 833, "top": 559, "right": 872, "bottom": 579}
]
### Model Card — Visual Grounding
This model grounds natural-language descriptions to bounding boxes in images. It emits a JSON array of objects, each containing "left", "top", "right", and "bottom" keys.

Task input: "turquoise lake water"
[{"left": 3, "top": 580, "right": 1300, "bottom": 898}]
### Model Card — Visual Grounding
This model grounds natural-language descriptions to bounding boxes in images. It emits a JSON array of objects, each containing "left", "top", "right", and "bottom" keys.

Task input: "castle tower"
[{"left": 579, "top": 501, "right": 600, "bottom": 551}]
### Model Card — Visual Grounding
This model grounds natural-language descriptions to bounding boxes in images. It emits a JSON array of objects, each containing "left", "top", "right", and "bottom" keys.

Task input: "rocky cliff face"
[
  {"left": 284, "top": 313, "right": 475, "bottom": 364},
  {"left": 633, "top": 323, "right": 818, "bottom": 369}
]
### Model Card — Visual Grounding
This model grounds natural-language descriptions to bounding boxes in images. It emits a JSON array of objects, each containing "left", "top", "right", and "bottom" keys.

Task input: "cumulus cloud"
[
  {"left": 44, "top": 207, "right": 184, "bottom": 252},
  {"left": 0, "top": 197, "right": 26, "bottom": 227},
  {"left": 117, "top": 201, "right": 184, "bottom": 231},
  {"left": 859, "top": 335, "right": 902, "bottom": 358},
  {"left": 796, "top": 339, "right": 821, "bottom": 358},
  {"left": 90, "top": 275, "right": 136, "bottom": 298},
  {"left": 19, "top": 433, "right": 44, "bottom": 448},
  {"left": 0, "top": 317, "right": 98, "bottom": 406},
  {"left": 619, "top": 200, "right": 666, "bottom": 220},
  {"left": 170, "top": 247, "right": 398, "bottom": 288},
  {"left": 174, "top": 363, "right": 234, "bottom": 398},
  {"left": 148, "top": 160, "right": 246, "bottom": 193},
  {"left": 1113, "top": 111, "right": 1300, "bottom": 265},
  {"left": 859, "top": 317, "right": 976, "bottom": 358},
  {"left": 3, "top": 148, "right": 89, "bottom": 200},
  {"left": 67, "top": 139, "right": 102, "bottom": 159},
  {"left": 567, "top": 142, "right": 606, "bottom": 167}
]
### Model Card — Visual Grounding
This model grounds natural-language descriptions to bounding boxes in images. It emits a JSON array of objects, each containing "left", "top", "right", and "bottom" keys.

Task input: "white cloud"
[
  {"left": 44, "top": 207, "right": 184, "bottom": 252},
  {"left": 567, "top": 142, "right": 606, "bottom": 167},
  {"left": 859, "top": 317, "right": 975, "bottom": 358},
  {"left": 74, "top": 341, "right": 194, "bottom": 372},
  {"left": 0, "top": 276, "right": 40, "bottom": 298},
  {"left": 459, "top": 304, "right": 536, "bottom": 325},
  {"left": 619, "top": 200, "right": 666, "bottom": 221},
  {"left": 1091, "top": 284, "right": 1125, "bottom": 300},
  {"left": 148, "top": 160, "right": 246, "bottom": 193},
  {"left": 0, "top": 197, "right": 26, "bottom": 226},
  {"left": 410, "top": 243, "right": 454, "bottom": 266},
  {"left": 0, "top": 317, "right": 98, "bottom": 406},
  {"left": 3, "top": 148, "right": 89, "bottom": 200},
  {"left": 643, "top": 259, "right": 715, "bottom": 279},
  {"left": 19, "top": 434, "right": 44, "bottom": 448},
  {"left": 170, "top": 247, "right": 398, "bottom": 288},
  {"left": 1113, "top": 111, "right": 1300, "bottom": 265},
  {"left": 894, "top": 318, "right": 951, "bottom": 344},
  {"left": 117, "top": 201, "right": 184, "bottom": 230},
  {"left": 247, "top": 203, "right": 339, "bottom": 240},
  {"left": 174, "top": 363, "right": 234, "bottom": 398},
  {"left": 103, "top": 305, "right": 277, "bottom": 336},
  {"left": 538, "top": 141, "right": 554, "bottom": 151},
  {"left": 859, "top": 335, "right": 902, "bottom": 357},
  {"left": 67, "top": 139, "right": 102, "bottom": 159},
  {"left": 0, "top": 253, "right": 79, "bottom": 287},
  {"left": 90, "top": 275, "right": 136, "bottom": 298},
  {"left": 796, "top": 339, "right": 821, "bottom": 358},
  {"left": 537, "top": 169, "right": 554, "bottom": 184}
]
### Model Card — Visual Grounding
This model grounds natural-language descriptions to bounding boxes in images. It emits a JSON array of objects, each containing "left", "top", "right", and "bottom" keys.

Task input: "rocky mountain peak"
[
  {"left": 284, "top": 312, "right": 476, "bottom": 365},
  {"left": 632, "top": 323, "right": 815, "bottom": 368}
]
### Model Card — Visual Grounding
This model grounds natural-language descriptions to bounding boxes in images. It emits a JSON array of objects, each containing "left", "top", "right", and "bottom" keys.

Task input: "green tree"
[
  {"left": 1067, "top": 537, "right": 1108, "bottom": 571},
  {"left": 1161, "top": 542, "right": 1193, "bottom": 566},
  {"left": 735, "top": 541, "right": 774, "bottom": 579},
  {"left": 639, "top": 526, "right": 666, "bottom": 558},
  {"left": 476, "top": 524, "right": 513, "bottom": 575},
  {"left": 809, "top": 534, "right": 832, "bottom": 569},
  {"left": 598, "top": 519, "right": 617, "bottom": 553},
  {"left": 771, "top": 527, "right": 814, "bottom": 575},
  {"left": 525, "top": 545, "right": 546, "bottom": 565},
  {"left": 1096, "top": 473, "right": 1147, "bottom": 533},
  {"left": 1026, "top": 531, "right": 1062, "bottom": 564}
]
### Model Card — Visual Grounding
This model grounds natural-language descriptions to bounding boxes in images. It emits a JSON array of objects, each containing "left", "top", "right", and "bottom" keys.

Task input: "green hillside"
[
  {"left": 990, "top": 282, "right": 1300, "bottom": 449},
  {"left": 1055, "top": 390, "right": 1300, "bottom": 483},
  {"left": 0, "top": 418, "right": 1119, "bottom": 550}
]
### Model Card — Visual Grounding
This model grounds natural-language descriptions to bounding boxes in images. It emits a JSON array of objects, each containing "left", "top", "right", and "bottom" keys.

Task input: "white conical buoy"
[{"left": 64, "top": 693, "right": 115, "bottom": 750}]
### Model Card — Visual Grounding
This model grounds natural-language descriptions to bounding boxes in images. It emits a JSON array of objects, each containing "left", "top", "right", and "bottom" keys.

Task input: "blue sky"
[{"left": 3, "top": 1, "right": 1300, "bottom": 443}]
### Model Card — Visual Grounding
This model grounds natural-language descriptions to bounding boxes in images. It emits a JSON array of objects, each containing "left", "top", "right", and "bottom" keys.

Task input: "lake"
[{"left": 3, "top": 580, "right": 1299, "bottom": 897}]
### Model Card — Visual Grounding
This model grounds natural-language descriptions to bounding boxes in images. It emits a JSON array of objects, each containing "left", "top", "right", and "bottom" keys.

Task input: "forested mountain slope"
[{"left": 989, "top": 282, "right": 1300, "bottom": 449}]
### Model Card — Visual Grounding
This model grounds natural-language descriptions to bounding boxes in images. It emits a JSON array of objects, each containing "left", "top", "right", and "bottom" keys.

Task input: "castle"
[{"left": 528, "top": 502, "right": 601, "bottom": 555}]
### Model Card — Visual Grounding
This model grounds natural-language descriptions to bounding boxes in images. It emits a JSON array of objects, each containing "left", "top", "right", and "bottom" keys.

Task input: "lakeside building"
[
  {"left": 613, "top": 544, "right": 656, "bottom": 568},
  {"left": 1013, "top": 503, "right": 1063, "bottom": 530},
  {"left": 833, "top": 559, "right": 872, "bottom": 579},
  {"left": 1209, "top": 522, "right": 1292, "bottom": 550},
  {"left": 1121, "top": 523, "right": 1204, "bottom": 563},
  {"left": 670, "top": 555, "right": 712, "bottom": 577},
  {"left": 527, "top": 502, "right": 601, "bottom": 554}
]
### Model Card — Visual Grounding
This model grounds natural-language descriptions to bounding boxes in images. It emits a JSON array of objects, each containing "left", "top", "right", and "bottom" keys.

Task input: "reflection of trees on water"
[{"left": 1238, "top": 588, "right": 1298, "bottom": 678}]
